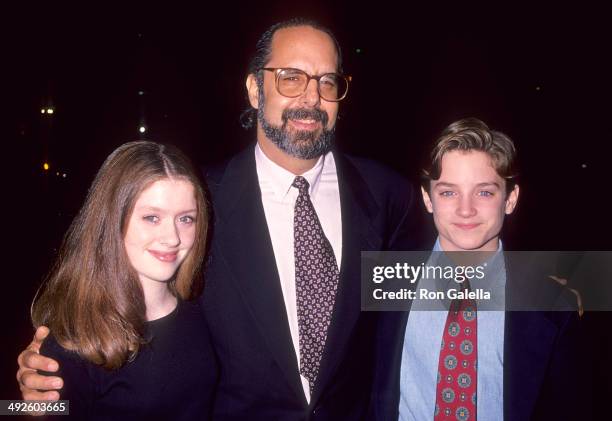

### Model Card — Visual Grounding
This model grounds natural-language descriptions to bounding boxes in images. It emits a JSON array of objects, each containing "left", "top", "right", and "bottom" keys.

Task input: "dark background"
[{"left": 4, "top": 1, "right": 610, "bottom": 410}]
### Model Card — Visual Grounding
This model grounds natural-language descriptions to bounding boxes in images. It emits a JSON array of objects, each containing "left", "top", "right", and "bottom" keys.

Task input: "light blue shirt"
[{"left": 399, "top": 239, "right": 506, "bottom": 421}]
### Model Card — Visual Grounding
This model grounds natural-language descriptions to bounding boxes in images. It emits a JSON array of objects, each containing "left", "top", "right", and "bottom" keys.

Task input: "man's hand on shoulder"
[
  {"left": 549, "top": 275, "right": 584, "bottom": 317},
  {"left": 17, "top": 326, "right": 63, "bottom": 401}
]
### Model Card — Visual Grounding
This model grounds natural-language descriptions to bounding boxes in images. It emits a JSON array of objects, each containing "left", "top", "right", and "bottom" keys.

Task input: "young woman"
[{"left": 32, "top": 141, "right": 217, "bottom": 419}]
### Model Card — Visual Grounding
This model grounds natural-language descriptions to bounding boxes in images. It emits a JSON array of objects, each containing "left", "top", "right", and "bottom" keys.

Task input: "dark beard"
[{"left": 258, "top": 100, "right": 335, "bottom": 160}]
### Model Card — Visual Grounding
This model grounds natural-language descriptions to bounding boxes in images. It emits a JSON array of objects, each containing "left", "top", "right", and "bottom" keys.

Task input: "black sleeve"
[{"left": 39, "top": 336, "right": 97, "bottom": 419}]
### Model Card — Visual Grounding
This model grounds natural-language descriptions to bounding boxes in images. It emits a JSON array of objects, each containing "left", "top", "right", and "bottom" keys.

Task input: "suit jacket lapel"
[
  {"left": 311, "top": 152, "right": 383, "bottom": 404},
  {"left": 212, "top": 148, "right": 306, "bottom": 404}
]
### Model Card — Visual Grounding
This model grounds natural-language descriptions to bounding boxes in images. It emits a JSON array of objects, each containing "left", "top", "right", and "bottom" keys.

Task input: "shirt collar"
[
  {"left": 432, "top": 237, "right": 503, "bottom": 253},
  {"left": 255, "top": 142, "right": 327, "bottom": 201},
  {"left": 431, "top": 236, "right": 506, "bottom": 294}
]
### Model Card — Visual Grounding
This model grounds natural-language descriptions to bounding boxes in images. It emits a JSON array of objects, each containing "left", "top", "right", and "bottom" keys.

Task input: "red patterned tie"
[
  {"left": 293, "top": 176, "right": 339, "bottom": 394},
  {"left": 434, "top": 283, "right": 477, "bottom": 421}
]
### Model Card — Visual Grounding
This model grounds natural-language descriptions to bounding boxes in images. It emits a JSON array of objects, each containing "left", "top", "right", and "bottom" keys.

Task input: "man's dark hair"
[{"left": 240, "top": 18, "right": 343, "bottom": 129}]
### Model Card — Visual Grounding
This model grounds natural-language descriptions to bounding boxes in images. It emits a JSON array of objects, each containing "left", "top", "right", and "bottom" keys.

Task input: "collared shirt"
[
  {"left": 399, "top": 238, "right": 505, "bottom": 420},
  {"left": 254, "top": 143, "right": 342, "bottom": 402}
]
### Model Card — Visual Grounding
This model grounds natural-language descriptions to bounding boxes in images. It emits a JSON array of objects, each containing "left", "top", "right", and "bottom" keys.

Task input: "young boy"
[{"left": 372, "top": 118, "right": 587, "bottom": 421}]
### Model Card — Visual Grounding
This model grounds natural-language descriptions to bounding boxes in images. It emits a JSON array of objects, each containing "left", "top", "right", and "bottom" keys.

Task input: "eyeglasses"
[{"left": 260, "top": 67, "right": 351, "bottom": 102}]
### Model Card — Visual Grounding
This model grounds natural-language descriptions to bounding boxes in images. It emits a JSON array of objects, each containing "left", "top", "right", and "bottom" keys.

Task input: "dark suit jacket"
[
  {"left": 201, "top": 147, "right": 422, "bottom": 420},
  {"left": 371, "top": 254, "right": 590, "bottom": 421}
]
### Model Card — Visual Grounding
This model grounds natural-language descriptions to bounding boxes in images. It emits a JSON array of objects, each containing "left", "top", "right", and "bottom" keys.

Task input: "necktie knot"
[
  {"left": 458, "top": 279, "right": 471, "bottom": 293},
  {"left": 292, "top": 176, "right": 310, "bottom": 195}
]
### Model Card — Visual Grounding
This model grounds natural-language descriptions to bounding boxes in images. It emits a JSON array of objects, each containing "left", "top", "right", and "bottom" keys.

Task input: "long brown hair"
[{"left": 32, "top": 141, "right": 208, "bottom": 369}]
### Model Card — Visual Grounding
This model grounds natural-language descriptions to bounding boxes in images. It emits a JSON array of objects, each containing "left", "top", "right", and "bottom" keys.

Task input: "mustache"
[{"left": 282, "top": 107, "right": 329, "bottom": 127}]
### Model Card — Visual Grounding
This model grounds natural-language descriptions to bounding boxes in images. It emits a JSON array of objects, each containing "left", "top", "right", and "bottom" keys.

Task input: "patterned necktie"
[
  {"left": 434, "top": 282, "right": 478, "bottom": 421},
  {"left": 293, "top": 175, "right": 339, "bottom": 394}
]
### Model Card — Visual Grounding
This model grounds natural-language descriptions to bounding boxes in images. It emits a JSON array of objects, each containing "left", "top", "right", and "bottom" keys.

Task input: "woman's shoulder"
[
  {"left": 40, "top": 334, "right": 84, "bottom": 365},
  {"left": 39, "top": 334, "right": 100, "bottom": 383},
  {"left": 38, "top": 333, "right": 99, "bottom": 412}
]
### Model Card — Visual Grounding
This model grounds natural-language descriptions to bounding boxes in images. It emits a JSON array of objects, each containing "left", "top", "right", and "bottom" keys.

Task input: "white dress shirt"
[{"left": 254, "top": 143, "right": 342, "bottom": 402}]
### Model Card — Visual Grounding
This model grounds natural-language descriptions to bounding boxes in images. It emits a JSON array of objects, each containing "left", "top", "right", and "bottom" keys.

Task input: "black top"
[{"left": 40, "top": 300, "right": 218, "bottom": 420}]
